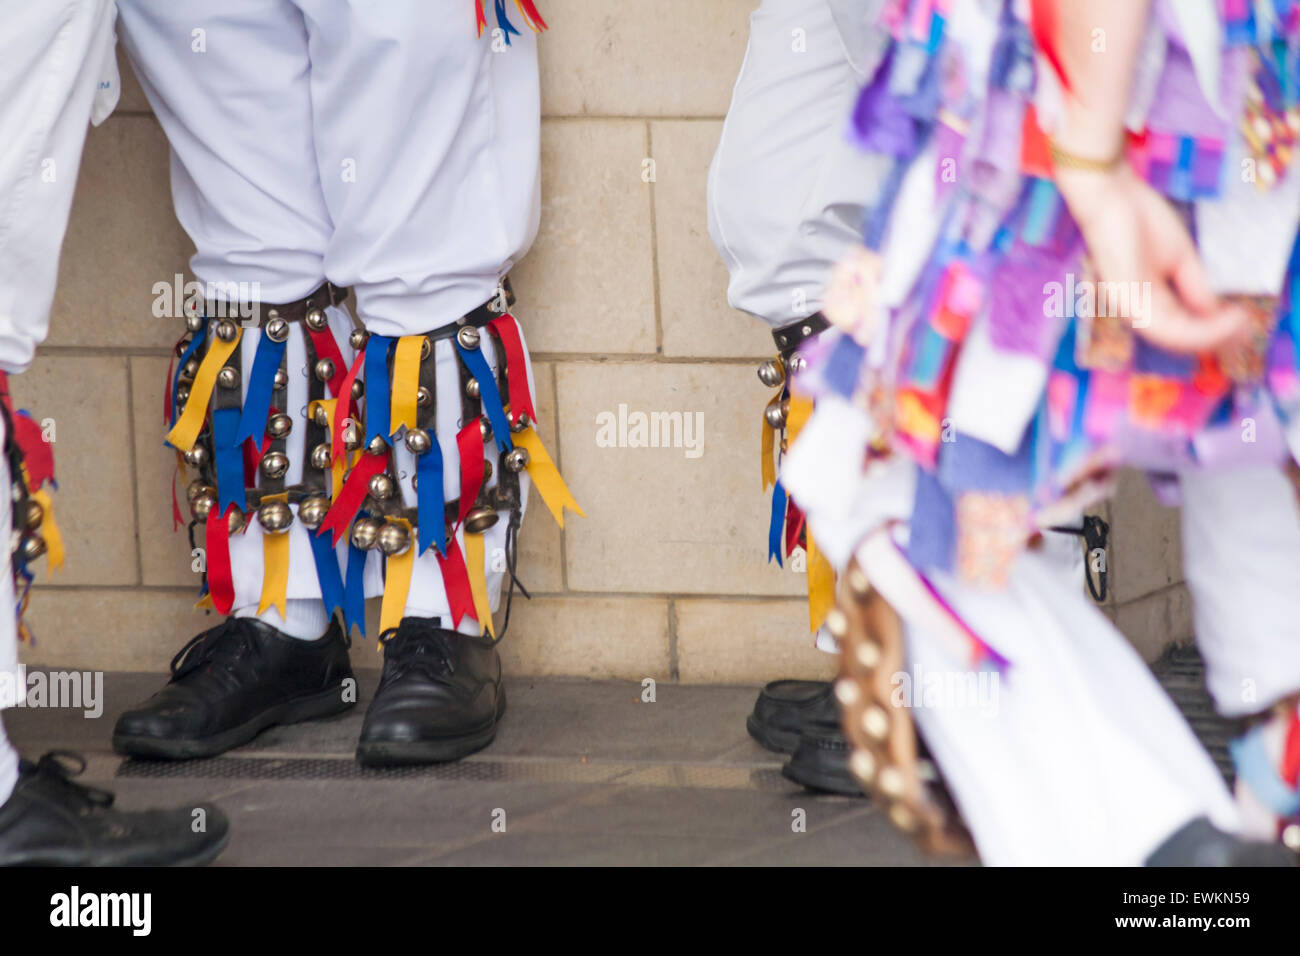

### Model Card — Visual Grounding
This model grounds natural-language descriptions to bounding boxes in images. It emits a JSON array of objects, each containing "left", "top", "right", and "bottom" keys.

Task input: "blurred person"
[
  {"left": 0, "top": 0, "right": 229, "bottom": 866},
  {"left": 110, "top": 0, "right": 580, "bottom": 768},
  {"left": 784, "top": 0, "right": 1300, "bottom": 864},
  {"left": 707, "top": 0, "right": 1085, "bottom": 796}
]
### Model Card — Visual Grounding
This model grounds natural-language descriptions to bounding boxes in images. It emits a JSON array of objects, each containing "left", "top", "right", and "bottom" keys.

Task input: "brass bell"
[
  {"left": 186, "top": 479, "right": 211, "bottom": 503},
  {"left": 260, "top": 451, "right": 289, "bottom": 480},
  {"left": 191, "top": 492, "right": 216, "bottom": 522},
  {"left": 265, "top": 317, "right": 290, "bottom": 343},
  {"left": 183, "top": 446, "right": 209, "bottom": 468},
  {"left": 351, "top": 379, "right": 365, "bottom": 401},
  {"left": 787, "top": 353, "right": 807, "bottom": 374},
  {"left": 312, "top": 403, "right": 332, "bottom": 427},
  {"left": 465, "top": 378, "right": 481, "bottom": 399},
  {"left": 310, "top": 443, "right": 331, "bottom": 470},
  {"left": 367, "top": 473, "right": 396, "bottom": 500},
  {"left": 348, "top": 329, "right": 369, "bottom": 351},
  {"left": 186, "top": 313, "right": 205, "bottom": 333},
  {"left": 175, "top": 385, "right": 191, "bottom": 405},
  {"left": 24, "top": 499, "right": 44, "bottom": 531},
  {"left": 757, "top": 358, "right": 785, "bottom": 389},
  {"left": 342, "top": 421, "right": 362, "bottom": 451},
  {"left": 420, "top": 338, "right": 432, "bottom": 360},
  {"left": 505, "top": 446, "right": 530, "bottom": 473},
  {"left": 510, "top": 412, "right": 530, "bottom": 434},
  {"left": 366, "top": 435, "right": 388, "bottom": 457},
  {"left": 763, "top": 397, "right": 787, "bottom": 430},
  {"left": 314, "top": 358, "right": 335, "bottom": 382},
  {"left": 297, "top": 495, "right": 330, "bottom": 530},
  {"left": 349, "top": 517, "right": 381, "bottom": 551},
  {"left": 217, "top": 366, "right": 240, "bottom": 390},
  {"left": 181, "top": 358, "right": 200, "bottom": 380},
  {"left": 257, "top": 500, "right": 293, "bottom": 533},
  {"left": 464, "top": 506, "right": 499, "bottom": 535},
  {"left": 416, "top": 386, "right": 433, "bottom": 408},
  {"left": 481, "top": 459, "right": 493, "bottom": 482},
  {"left": 377, "top": 521, "right": 411, "bottom": 556},
  {"left": 479, "top": 416, "right": 492, "bottom": 443},
  {"left": 273, "top": 368, "right": 289, "bottom": 390},
  {"left": 456, "top": 326, "right": 481, "bottom": 350},
  {"left": 266, "top": 413, "right": 293, "bottom": 439},
  {"left": 305, "top": 308, "right": 328, "bottom": 331},
  {"left": 20, "top": 535, "right": 47, "bottom": 562},
  {"left": 404, "top": 428, "right": 432, "bottom": 456},
  {"left": 227, "top": 507, "right": 247, "bottom": 535},
  {"left": 215, "top": 320, "right": 238, "bottom": 343}
]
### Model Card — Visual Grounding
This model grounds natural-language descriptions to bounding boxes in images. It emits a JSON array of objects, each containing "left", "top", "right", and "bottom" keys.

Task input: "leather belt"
[{"left": 772, "top": 312, "right": 829, "bottom": 357}]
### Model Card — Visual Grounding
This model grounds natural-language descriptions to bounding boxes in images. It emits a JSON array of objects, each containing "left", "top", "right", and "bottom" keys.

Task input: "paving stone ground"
[{"left": 5, "top": 650, "right": 1228, "bottom": 866}]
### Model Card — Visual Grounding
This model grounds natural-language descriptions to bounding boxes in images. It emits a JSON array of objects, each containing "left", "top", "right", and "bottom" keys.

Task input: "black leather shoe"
[
  {"left": 1146, "top": 817, "right": 1296, "bottom": 866},
  {"left": 781, "top": 721, "right": 865, "bottom": 796},
  {"left": 113, "top": 616, "right": 355, "bottom": 760},
  {"left": 357, "top": 617, "right": 506, "bottom": 766},
  {"left": 0, "top": 752, "right": 229, "bottom": 866},
  {"left": 746, "top": 680, "right": 835, "bottom": 754}
]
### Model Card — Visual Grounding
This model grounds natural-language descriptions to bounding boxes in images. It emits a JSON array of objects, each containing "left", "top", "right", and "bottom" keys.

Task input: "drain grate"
[{"left": 116, "top": 754, "right": 794, "bottom": 792}]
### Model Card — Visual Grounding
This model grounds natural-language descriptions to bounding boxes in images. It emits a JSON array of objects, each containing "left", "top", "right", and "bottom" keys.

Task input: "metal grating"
[{"left": 1154, "top": 645, "right": 1236, "bottom": 784}]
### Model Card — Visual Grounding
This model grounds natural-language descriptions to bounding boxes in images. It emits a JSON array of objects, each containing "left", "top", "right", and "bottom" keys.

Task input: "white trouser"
[
  {"left": 707, "top": 0, "right": 888, "bottom": 328},
  {"left": 860, "top": 464, "right": 1300, "bottom": 864},
  {"left": 117, "top": 0, "right": 540, "bottom": 626},
  {"left": 0, "top": 0, "right": 119, "bottom": 799}
]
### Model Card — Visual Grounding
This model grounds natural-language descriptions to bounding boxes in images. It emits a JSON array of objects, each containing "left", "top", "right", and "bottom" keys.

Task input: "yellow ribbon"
[
  {"left": 514, "top": 426, "right": 584, "bottom": 527},
  {"left": 378, "top": 518, "right": 415, "bottom": 636},
  {"left": 166, "top": 327, "right": 242, "bottom": 452},
  {"left": 760, "top": 400, "right": 776, "bottom": 492},
  {"left": 195, "top": 592, "right": 215, "bottom": 611},
  {"left": 391, "top": 336, "right": 423, "bottom": 435},
  {"left": 786, "top": 394, "right": 814, "bottom": 445},
  {"left": 806, "top": 532, "right": 835, "bottom": 634},
  {"left": 28, "top": 488, "right": 64, "bottom": 573},
  {"left": 257, "top": 493, "right": 290, "bottom": 618},
  {"left": 312, "top": 399, "right": 347, "bottom": 502},
  {"left": 464, "top": 530, "right": 495, "bottom": 637}
]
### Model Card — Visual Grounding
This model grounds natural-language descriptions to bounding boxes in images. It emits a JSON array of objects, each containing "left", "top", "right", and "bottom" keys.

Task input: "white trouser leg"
[
  {"left": 905, "top": 547, "right": 1238, "bottom": 865},
  {"left": 120, "top": 0, "right": 537, "bottom": 629},
  {"left": 707, "top": 0, "right": 888, "bottom": 327},
  {"left": 1181, "top": 465, "right": 1300, "bottom": 717}
]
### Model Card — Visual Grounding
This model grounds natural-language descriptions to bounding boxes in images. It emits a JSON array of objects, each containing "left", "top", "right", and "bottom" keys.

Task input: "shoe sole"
[
  {"left": 0, "top": 827, "right": 231, "bottom": 867},
  {"left": 780, "top": 756, "right": 865, "bottom": 797},
  {"left": 112, "top": 684, "right": 355, "bottom": 760},
  {"left": 745, "top": 714, "right": 801, "bottom": 755},
  {"left": 355, "top": 688, "right": 507, "bottom": 767}
]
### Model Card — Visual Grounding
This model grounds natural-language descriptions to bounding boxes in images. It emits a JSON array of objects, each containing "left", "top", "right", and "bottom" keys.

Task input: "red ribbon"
[
  {"left": 171, "top": 466, "right": 184, "bottom": 531},
  {"left": 784, "top": 499, "right": 806, "bottom": 559},
  {"left": 1028, "top": 0, "right": 1068, "bottom": 91},
  {"left": 333, "top": 351, "right": 366, "bottom": 460},
  {"left": 487, "top": 314, "right": 537, "bottom": 427},
  {"left": 206, "top": 504, "right": 236, "bottom": 615},
  {"left": 320, "top": 450, "right": 390, "bottom": 545},
  {"left": 436, "top": 534, "right": 478, "bottom": 627},
  {"left": 307, "top": 327, "right": 350, "bottom": 400},
  {"left": 12, "top": 412, "right": 54, "bottom": 490},
  {"left": 457, "top": 422, "right": 484, "bottom": 526}
]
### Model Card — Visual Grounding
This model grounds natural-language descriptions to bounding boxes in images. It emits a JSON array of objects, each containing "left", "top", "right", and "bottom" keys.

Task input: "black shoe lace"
[
  {"left": 30, "top": 751, "right": 114, "bottom": 811},
  {"left": 378, "top": 622, "right": 458, "bottom": 684},
  {"left": 170, "top": 617, "right": 264, "bottom": 682}
]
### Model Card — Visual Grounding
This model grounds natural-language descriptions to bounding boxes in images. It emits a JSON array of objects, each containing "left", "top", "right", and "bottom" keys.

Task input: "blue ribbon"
[
  {"left": 417, "top": 434, "right": 447, "bottom": 556},
  {"left": 235, "top": 333, "right": 287, "bottom": 445},
  {"left": 344, "top": 523, "right": 368, "bottom": 639},
  {"left": 364, "top": 335, "right": 393, "bottom": 444},
  {"left": 767, "top": 480, "right": 787, "bottom": 567},
  {"left": 213, "top": 407, "right": 246, "bottom": 512},
  {"left": 1230, "top": 729, "right": 1300, "bottom": 818},
  {"left": 456, "top": 341, "right": 514, "bottom": 453},
  {"left": 309, "top": 527, "right": 346, "bottom": 621},
  {"left": 494, "top": 0, "right": 521, "bottom": 43},
  {"left": 172, "top": 325, "right": 208, "bottom": 428}
]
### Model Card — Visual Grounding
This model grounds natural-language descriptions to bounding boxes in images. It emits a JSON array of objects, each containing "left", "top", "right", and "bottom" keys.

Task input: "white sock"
[
  {"left": 235, "top": 599, "right": 331, "bottom": 641},
  {"left": 0, "top": 718, "right": 18, "bottom": 806}
]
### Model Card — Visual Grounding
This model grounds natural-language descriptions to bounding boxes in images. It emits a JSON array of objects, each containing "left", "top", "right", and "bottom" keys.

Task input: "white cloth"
[
  {"left": 0, "top": 0, "right": 119, "bottom": 373},
  {"left": 240, "top": 599, "right": 331, "bottom": 642},
  {"left": 707, "top": 0, "right": 890, "bottom": 328},
  {"left": 117, "top": 0, "right": 539, "bottom": 626}
]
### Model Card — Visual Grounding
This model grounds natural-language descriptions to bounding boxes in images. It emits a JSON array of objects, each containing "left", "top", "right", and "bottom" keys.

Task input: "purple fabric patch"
[
  {"left": 821, "top": 335, "right": 867, "bottom": 398},
  {"left": 987, "top": 245, "right": 1068, "bottom": 360},
  {"left": 1192, "top": 396, "right": 1288, "bottom": 467},
  {"left": 939, "top": 430, "right": 1033, "bottom": 494},
  {"left": 1146, "top": 46, "right": 1230, "bottom": 139},
  {"left": 907, "top": 468, "right": 956, "bottom": 573},
  {"left": 851, "top": 45, "right": 925, "bottom": 158},
  {"left": 1133, "top": 338, "right": 1196, "bottom": 377}
]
